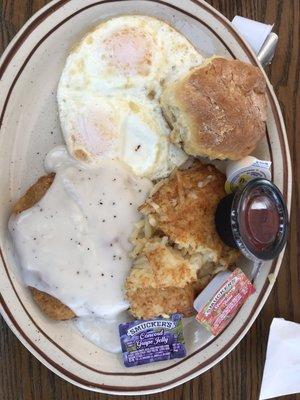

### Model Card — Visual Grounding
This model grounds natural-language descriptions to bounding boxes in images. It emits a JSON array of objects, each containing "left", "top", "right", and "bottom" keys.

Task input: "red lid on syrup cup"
[{"left": 215, "top": 178, "right": 288, "bottom": 261}]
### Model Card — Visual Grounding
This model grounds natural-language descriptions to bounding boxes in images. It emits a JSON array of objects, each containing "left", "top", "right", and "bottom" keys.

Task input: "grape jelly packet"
[{"left": 119, "top": 314, "right": 186, "bottom": 367}]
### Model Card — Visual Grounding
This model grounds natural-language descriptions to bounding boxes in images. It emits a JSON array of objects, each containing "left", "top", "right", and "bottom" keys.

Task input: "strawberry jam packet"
[
  {"left": 195, "top": 268, "right": 255, "bottom": 336},
  {"left": 119, "top": 314, "right": 186, "bottom": 367}
]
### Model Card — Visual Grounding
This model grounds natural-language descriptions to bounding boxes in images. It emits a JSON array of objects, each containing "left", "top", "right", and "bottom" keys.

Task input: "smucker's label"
[
  {"left": 195, "top": 268, "right": 255, "bottom": 336},
  {"left": 119, "top": 314, "right": 186, "bottom": 367}
]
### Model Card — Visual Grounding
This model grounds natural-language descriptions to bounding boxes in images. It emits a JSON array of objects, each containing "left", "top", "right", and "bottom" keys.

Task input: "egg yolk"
[
  {"left": 103, "top": 27, "right": 153, "bottom": 76},
  {"left": 73, "top": 109, "right": 118, "bottom": 157}
]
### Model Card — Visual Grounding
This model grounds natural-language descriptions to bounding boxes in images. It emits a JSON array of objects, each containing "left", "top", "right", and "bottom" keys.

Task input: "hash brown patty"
[
  {"left": 126, "top": 161, "right": 240, "bottom": 319},
  {"left": 140, "top": 161, "right": 239, "bottom": 265}
]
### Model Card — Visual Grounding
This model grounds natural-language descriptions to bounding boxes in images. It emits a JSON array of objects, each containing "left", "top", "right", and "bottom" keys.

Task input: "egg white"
[{"left": 58, "top": 15, "right": 204, "bottom": 178}]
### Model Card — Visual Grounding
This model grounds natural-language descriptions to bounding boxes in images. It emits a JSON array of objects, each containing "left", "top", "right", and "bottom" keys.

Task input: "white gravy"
[
  {"left": 9, "top": 146, "right": 152, "bottom": 351},
  {"left": 74, "top": 311, "right": 132, "bottom": 353}
]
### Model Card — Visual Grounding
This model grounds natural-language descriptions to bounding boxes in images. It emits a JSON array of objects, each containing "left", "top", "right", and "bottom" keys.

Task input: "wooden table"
[{"left": 1, "top": 1, "right": 299, "bottom": 399}]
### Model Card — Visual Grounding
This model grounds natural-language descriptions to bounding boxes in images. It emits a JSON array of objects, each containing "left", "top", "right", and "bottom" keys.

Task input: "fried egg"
[{"left": 58, "top": 15, "right": 204, "bottom": 178}]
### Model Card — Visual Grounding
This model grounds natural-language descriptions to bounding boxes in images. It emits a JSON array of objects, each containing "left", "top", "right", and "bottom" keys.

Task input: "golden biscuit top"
[{"left": 161, "top": 57, "right": 267, "bottom": 160}]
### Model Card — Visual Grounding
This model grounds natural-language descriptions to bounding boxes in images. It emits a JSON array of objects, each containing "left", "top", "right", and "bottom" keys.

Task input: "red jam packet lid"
[{"left": 195, "top": 268, "right": 255, "bottom": 336}]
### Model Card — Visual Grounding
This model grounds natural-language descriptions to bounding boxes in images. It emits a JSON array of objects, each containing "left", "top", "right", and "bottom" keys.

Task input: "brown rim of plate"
[{"left": 0, "top": 0, "right": 289, "bottom": 393}]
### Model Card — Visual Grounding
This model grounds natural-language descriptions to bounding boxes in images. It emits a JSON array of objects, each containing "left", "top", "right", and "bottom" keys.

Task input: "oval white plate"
[{"left": 0, "top": 0, "right": 292, "bottom": 395}]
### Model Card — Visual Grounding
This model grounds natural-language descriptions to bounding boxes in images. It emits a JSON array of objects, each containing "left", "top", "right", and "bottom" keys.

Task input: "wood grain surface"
[{"left": 0, "top": 1, "right": 299, "bottom": 399}]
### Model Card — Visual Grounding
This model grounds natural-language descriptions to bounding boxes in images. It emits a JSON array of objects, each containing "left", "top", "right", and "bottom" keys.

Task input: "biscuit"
[{"left": 161, "top": 57, "right": 267, "bottom": 160}]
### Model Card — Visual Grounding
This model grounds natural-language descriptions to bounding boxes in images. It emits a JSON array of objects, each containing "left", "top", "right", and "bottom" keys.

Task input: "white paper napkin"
[
  {"left": 260, "top": 318, "right": 300, "bottom": 399},
  {"left": 232, "top": 16, "right": 273, "bottom": 54}
]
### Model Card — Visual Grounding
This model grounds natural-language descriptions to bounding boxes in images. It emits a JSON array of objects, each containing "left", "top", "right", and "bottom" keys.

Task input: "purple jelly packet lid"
[{"left": 119, "top": 313, "right": 186, "bottom": 368}]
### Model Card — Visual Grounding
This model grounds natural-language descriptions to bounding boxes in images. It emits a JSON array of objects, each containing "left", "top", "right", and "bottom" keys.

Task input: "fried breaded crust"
[
  {"left": 13, "top": 174, "right": 76, "bottom": 320},
  {"left": 31, "top": 287, "right": 75, "bottom": 320},
  {"left": 13, "top": 174, "right": 55, "bottom": 214}
]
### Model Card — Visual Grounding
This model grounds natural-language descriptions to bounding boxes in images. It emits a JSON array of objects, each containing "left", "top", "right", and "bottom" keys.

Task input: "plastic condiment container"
[
  {"left": 225, "top": 156, "right": 272, "bottom": 194},
  {"left": 215, "top": 178, "right": 288, "bottom": 261}
]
